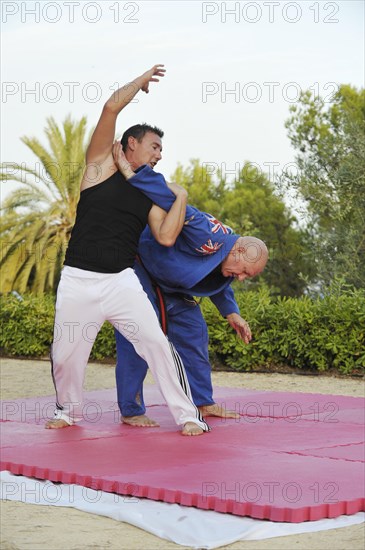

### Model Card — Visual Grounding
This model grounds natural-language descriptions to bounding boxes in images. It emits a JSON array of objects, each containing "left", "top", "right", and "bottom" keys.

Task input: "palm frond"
[{"left": 1, "top": 115, "right": 88, "bottom": 294}]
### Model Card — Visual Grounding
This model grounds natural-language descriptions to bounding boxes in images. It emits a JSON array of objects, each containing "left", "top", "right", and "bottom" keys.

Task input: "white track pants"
[{"left": 51, "top": 266, "right": 209, "bottom": 431}]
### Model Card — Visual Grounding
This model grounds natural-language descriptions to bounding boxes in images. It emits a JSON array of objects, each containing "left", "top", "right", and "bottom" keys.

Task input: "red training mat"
[{"left": 1, "top": 386, "right": 364, "bottom": 522}]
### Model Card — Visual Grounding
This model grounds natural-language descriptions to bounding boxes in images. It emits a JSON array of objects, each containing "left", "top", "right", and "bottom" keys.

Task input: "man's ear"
[{"left": 127, "top": 136, "right": 137, "bottom": 151}]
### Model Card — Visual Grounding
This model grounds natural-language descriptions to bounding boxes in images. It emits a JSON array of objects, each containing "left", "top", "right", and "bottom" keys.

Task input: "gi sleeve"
[
  {"left": 128, "top": 165, "right": 177, "bottom": 212},
  {"left": 129, "top": 165, "right": 238, "bottom": 258},
  {"left": 209, "top": 285, "right": 240, "bottom": 318}
]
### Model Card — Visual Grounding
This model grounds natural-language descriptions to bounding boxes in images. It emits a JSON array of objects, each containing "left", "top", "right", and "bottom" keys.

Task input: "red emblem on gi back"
[
  {"left": 206, "top": 214, "right": 233, "bottom": 234},
  {"left": 195, "top": 240, "right": 223, "bottom": 255}
]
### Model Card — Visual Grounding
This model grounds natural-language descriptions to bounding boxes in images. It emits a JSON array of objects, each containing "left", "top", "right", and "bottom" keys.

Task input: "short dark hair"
[{"left": 121, "top": 123, "right": 164, "bottom": 152}]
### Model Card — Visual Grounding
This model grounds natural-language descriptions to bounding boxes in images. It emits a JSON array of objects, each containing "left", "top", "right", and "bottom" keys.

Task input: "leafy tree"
[
  {"left": 1, "top": 116, "right": 90, "bottom": 294},
  {"left": 220, "top": 164, "right": 314, "bottom": 296},
  {"left": 171, "top": 158, "right": 223, "bottom": 213},
  {"left": 284, "top": 85, "right": 365, "bottom": 289}
]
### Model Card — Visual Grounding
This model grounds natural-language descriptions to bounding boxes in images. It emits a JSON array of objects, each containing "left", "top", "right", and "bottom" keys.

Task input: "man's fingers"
[
  {"left": 153, "top": 64, "right": 165, "bottom": 73},
  {"left": 235, "top": 324, "right": 252, "bottom": 343},
  {"left": 112, "top": 141, "right": 121, "bottom": 158},
  {"left": 237, "top": 330, "right": 249, "bottom": 344},
  {"left": 141, "top": 65, "right": 166, "bottom": 93}
]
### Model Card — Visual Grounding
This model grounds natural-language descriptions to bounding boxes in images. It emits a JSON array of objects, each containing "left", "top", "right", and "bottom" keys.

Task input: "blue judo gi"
[{"left": 115, "top": 165, "right": 241, "bottom": 416}]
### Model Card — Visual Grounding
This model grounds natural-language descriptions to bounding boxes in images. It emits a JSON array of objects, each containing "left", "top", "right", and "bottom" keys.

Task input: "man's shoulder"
[{"left": 81, "top": 153, "right": 117, "bottom": 191}]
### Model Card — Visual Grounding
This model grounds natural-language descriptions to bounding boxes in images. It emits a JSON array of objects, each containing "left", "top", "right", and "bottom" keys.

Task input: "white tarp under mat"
[{"left": 1, "top": 471, "right": 363, "bottom": 549}]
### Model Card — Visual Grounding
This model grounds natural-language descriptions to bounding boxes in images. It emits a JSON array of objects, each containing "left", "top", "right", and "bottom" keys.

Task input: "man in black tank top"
[{"left": 46, "top": 65, "right": 209, "bottom": 435}]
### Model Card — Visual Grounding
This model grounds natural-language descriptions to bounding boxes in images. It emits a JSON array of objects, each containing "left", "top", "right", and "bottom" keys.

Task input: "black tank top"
[{"left": 64, "top": 171, "right": 153, "bottom": 273}]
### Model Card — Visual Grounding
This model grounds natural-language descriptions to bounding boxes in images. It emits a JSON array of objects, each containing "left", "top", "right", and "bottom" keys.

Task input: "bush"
[
  {"left": 0, "top": 293, "right": 116, "bottom": 361},
  {"left": 1, "top": 283, "right": 364, "bottom": 374},
  {"left": 0, "top": 293, "right": 55, "bottom": 357},
  {"left": 202, "top": 284, "right": 365, "bottom": 375}
]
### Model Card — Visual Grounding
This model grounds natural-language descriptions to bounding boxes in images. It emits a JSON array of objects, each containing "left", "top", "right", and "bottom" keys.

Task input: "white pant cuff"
[{"left": 54, "top": 409, "right": 74, "bottom": 426}]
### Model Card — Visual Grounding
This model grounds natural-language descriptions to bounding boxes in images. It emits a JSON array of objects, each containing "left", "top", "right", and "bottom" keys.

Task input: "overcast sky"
[{"left": 1, "top": 0, "right": 364, "bottom": 203}]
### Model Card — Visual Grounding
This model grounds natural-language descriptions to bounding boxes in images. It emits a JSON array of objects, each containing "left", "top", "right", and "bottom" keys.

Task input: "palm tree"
[{"left": 1, "top": 116, "right": 91, "bottom": 294}]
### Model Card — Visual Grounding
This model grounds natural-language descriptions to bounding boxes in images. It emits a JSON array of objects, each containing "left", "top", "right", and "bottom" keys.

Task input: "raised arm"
[
  {"left": 86, "top": 64, "right": 165, "bottom": 164},
  {"left": 81, "top": 65, "right": 165, "bottom": 191}
]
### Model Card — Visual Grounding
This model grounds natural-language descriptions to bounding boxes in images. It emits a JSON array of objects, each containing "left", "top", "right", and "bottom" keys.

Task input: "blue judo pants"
[{"left": 115, "top": 262, "right": 214, "bottom": 417}]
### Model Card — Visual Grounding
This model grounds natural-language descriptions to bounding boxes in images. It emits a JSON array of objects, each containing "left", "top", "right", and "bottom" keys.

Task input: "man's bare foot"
[
  {"left": 181, "top": 422, "right": 204, "bottom": 436},
  {"left": 198, "top": 404, "right": 240, "bottom": 419},
  {"left": 45, "top": 419, "right": 71, "bottom": 429},
  {"left": 121, "top": 414, "right": 160, "bottom": 427}
]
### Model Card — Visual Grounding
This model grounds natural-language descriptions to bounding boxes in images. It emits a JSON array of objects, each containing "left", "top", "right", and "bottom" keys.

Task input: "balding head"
[{"left": 221, "top": 236, "right": 268, "bottom": 281}]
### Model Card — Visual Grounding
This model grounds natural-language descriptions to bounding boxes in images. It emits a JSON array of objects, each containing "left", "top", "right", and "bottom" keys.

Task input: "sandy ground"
[{"left": 0, "top": 358, "right": 364, "bottom": 550}]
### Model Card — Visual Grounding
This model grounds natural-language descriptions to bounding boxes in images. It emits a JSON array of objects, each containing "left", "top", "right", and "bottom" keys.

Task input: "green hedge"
[
  {"left": 202, "top": 285, "right": 365, "bottom": 375},
  {"left": 1, "top": 284, "right": 364, "bottom": 374},
  {"left": 0, "top": 293, "right": 115, "bottom": 361}
]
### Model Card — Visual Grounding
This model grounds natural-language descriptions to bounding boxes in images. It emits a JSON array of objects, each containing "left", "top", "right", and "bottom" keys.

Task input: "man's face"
[
  {"left": 221, "top": 250, "right": 265, "bottom": 281},
  {"left": 129, "top": 132, "right": 162, "bottom": 170}
]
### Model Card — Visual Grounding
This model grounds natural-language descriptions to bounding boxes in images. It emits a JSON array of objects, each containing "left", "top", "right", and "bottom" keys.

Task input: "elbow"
[
  {"left": 103, "top": 101, "right": 119, "bottom": 115},
  {"left": 156, "top": 235, "right": 176, "bottom": 247}
]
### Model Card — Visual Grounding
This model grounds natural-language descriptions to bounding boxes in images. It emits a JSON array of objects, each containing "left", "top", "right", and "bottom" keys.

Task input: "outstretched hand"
[
  {"left": 140, "top": 64, "right": 166, "bottom": 93},
  {"left": 226, "top": 313, "right": 252, "bottom": 344}
]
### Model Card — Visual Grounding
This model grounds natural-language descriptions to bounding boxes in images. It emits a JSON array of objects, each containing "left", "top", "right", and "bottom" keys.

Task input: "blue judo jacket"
[{"left": 129, "top": 165, "right": 240, "bottom": 317}]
